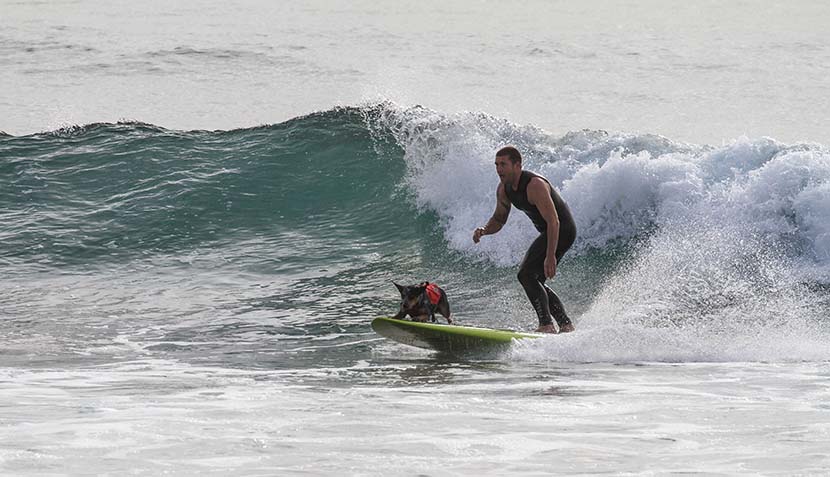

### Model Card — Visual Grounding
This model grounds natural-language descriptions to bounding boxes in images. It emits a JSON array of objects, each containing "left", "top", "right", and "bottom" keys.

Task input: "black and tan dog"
[{"left": 393, "top": 282, "right": 453, "bottom": 324}]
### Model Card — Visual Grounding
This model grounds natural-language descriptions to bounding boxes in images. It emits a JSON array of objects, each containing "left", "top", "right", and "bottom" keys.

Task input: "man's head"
[{"left": 495, "top": 146, "right": 523, "bottom": 185}]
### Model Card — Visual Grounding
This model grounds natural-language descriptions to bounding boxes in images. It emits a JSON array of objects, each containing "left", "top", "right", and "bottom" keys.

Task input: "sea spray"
[{"left": 2, "top": 103, "right": 829, "bottom": 362}]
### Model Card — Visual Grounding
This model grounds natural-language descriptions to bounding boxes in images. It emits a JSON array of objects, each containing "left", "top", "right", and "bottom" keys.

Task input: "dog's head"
[{"left": 394, "top": 282, "right": 427, "bottom": 311}]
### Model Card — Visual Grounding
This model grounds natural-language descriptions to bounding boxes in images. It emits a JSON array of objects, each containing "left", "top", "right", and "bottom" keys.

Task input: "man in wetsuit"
[{"left": 472, "top": 146, "right": 577, "bottom": 333}]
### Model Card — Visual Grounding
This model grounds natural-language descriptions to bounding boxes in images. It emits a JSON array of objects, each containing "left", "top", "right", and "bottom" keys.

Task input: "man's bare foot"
[
  {"left": 558, "top": 323, "right": 575, "bottom": 333},
  {"left": 535, "top": 324, "right": 558, "bottom": 334}
]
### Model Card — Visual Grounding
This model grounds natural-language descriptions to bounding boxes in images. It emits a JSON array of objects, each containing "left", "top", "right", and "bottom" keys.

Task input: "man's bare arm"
[
  {"left": 473, "top": 185, "right": 511, "bottom": 243},
  {"left": 527, "top": 178, "right": 560, "bottom": 277}
]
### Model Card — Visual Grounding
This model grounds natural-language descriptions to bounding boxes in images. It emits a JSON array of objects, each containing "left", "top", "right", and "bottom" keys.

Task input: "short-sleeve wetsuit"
[{"left": 504, "top": 170, "right": 577, "bottom": 328}]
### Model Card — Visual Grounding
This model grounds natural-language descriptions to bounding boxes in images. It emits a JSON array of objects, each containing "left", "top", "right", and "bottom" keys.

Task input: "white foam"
[
  {"left": 370, "top": 104, "right": 830, "bottom": 361},
  {"left": 371, "top": 103, "right": 830, "bottom": 274},
  {"left": 509, "top": 317, "right": 830, "bottom": 363}
]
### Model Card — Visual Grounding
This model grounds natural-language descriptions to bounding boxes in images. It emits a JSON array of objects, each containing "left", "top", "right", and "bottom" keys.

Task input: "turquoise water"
[
  {"left": 3, "top": 103, "right": 830, "bottom": 474},
  {"left": 4, "top": 104, "right": 830, "bottom": 364}
]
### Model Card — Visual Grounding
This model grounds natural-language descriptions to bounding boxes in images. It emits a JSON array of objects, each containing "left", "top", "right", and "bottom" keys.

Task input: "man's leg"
[
  {"left": 549, "top": 230, "right": 575, "bottom": 332},
  {"left": 517, "top": 235, "right": 555, "bottom": 331},
  {"left": 544, "top": 285, "right": 574, "bottom": 332}
]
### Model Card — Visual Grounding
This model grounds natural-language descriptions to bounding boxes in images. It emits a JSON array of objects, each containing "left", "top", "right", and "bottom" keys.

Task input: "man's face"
[{"left": 495, "top": 155, "right": 520, "bottom": 184}]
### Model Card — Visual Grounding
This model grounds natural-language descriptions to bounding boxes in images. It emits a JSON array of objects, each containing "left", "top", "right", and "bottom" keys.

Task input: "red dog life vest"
[{"left": 425, "top": 283, "right": 441, "bottom": 305}]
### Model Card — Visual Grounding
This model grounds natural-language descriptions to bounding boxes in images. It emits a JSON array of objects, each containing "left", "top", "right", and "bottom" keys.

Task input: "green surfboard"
[{"left": 371, "top": 316, "right": 543, "bottom": 354}]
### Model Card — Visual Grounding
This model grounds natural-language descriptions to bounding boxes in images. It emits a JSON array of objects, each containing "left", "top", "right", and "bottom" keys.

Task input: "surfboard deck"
[{"left": 371, "top": 316, "right": 543, "bottom": 354}]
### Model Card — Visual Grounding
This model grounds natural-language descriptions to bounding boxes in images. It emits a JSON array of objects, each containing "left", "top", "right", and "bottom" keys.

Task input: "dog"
[{"left": 392, "top": 281, "right": 453, "bottom": 324}]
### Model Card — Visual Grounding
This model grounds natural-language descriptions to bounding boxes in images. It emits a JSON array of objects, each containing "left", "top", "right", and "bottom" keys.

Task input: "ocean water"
[{"left": 2, "top": 2, "right": 830, "bottom": 475}]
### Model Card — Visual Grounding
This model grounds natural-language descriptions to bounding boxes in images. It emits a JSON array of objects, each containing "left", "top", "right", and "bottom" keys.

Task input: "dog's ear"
[{"left": 393, "top": 282, "right": 404, "bottom": 294}]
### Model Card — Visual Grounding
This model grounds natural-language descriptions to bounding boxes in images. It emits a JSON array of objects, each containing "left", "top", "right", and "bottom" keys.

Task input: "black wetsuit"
[{"left": 505, "top": 171, "right": 577, "bottom": 327}]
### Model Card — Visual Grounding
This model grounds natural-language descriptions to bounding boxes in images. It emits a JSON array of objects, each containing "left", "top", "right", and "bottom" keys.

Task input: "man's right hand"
[{"left": 473, "top": 227, "right": 486, "bottom": 243}]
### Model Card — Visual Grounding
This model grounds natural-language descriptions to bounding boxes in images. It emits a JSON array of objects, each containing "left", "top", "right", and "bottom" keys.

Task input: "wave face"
[
  {"left": 2, "top": 103, "right": 829, "bottom": 362},
  {"left": 0, "top": 110, "right": 406, "bottom": 266}
]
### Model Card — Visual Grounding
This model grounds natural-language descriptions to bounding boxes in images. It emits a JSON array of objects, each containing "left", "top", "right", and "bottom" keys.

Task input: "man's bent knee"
[{"left": 517, "top": 268, "right": 538, "bottom": 287}]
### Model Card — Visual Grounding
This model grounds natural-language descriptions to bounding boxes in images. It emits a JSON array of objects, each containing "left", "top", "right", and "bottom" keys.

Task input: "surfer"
[{"left": 473, "top": 146, "right": 577, "bottom": 333}]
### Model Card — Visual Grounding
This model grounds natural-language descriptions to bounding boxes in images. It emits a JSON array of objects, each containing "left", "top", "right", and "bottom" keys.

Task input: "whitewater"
[{"left": 3, "top": 1, "right": 830, "bottom": 475}]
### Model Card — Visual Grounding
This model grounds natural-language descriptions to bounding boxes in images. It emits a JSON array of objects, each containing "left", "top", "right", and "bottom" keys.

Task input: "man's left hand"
[{"left": 544, "top": 256, "right": 557, "bottom": 279}]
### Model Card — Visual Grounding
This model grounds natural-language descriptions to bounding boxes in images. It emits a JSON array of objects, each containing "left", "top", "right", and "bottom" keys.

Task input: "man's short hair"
[{"left": 496, "top": 146, "right": 522, "bottom": 164}]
